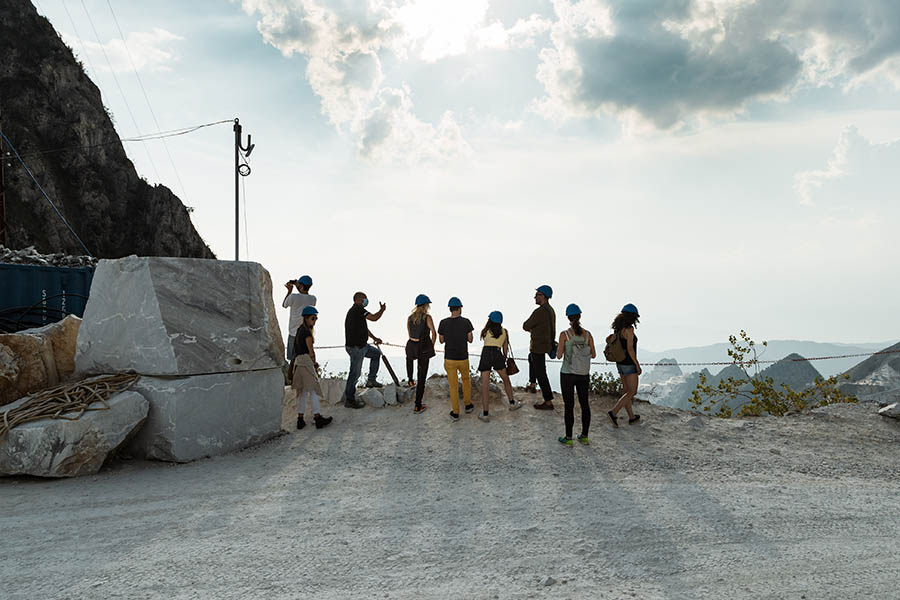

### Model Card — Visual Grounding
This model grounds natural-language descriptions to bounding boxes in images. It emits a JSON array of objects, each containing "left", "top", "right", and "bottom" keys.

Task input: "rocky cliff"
[{"left": 0, "top": 0, "right": 214, "bottom": 259}]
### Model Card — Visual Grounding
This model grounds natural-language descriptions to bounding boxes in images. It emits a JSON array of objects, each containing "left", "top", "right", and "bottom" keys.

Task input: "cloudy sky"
[{"left": 34, "top": 0, "right": 900, "bottom": 354}]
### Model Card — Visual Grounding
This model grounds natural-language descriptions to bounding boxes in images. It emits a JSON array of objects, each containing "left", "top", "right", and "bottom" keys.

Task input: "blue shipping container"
[{"left": 0, "top": 263, "right": 95, "bottom": 332}]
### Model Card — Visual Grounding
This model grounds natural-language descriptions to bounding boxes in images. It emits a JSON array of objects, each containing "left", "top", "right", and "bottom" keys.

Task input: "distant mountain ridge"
[
  {"left": 639, "top": 339, "right": 898, "bottom": 378},
  {"left": 0, "top": 0, "right": 214, "bottom": 259}
]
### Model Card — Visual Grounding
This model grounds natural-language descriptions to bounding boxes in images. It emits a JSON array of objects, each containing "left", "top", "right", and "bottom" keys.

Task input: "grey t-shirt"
[{"left": 283, "top": 293, "right": 316, "bottom": 335}]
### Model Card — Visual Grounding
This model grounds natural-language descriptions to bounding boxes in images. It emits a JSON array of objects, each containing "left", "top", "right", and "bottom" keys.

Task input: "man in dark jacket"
[{"left": 523, "top": 284, "right": 556, "bottom": 410}]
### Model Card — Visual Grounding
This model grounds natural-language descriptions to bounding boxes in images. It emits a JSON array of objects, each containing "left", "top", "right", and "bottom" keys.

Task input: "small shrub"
[
  {"left": 690, "top": 330, "right": 857, "bottom": 418},
  {"left": 590, "top": 371, "right": 623, "bottom": 397}
]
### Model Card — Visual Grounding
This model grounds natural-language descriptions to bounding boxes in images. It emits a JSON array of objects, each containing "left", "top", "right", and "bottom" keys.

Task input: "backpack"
[
  {"left": 564, "top": 329, "right": 592, "bottom": 375},
  {"left": 604, "top": 331, "right": 627, "bottom": 362}
]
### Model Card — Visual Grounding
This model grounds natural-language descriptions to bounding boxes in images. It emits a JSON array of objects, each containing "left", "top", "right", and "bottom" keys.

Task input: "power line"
[
  {"left": 105, "top": 0, "right": 188, "bottom": 200},
  {"left": 79, "top": 0, "right": 160, "bottom": 182},
  {"left": 0, "top": 130, "right": 92, "bottom": 257},
  {"left": 62, "top": 0, "right": 99, "bottom": 82},
  {"left": 4, "top": 119, "right": 233, "bottom": 161}
]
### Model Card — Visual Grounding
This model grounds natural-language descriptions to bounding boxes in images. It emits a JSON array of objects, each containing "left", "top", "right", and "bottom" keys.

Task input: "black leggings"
[
  {"left": 528, "top": 352, "right": 553, "bottom": 402},
  {"left": 561, "top": 373, "right": 590, "bottom": 438},
  {"left": 406, "top": 356, "right": 430, "bottom": 406}
]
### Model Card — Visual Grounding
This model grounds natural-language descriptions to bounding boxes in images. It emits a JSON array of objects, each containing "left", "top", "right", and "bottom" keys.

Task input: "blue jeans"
[
  {"left": 617, "top": 363, "right": 638, "bottom": 375},
  {"left": 345, "top": 344, "right": 381, "bottom": 399}
]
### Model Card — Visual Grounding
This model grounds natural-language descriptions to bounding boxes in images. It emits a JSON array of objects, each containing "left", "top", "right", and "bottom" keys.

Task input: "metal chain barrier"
[{"left": 314, "top": 342, "right": 900, "bottom": 367}]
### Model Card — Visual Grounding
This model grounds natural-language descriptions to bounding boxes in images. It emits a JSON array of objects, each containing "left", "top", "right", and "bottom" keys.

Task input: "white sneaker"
[
  {"left": 477, "top": 412, "right": 490, "bottom": 422},
  {"left": 508, "top": 400, "right": 523, "bottom": 411}
]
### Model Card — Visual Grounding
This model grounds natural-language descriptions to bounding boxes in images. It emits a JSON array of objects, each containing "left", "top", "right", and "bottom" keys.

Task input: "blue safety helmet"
[
  {"left": 297, "top": 275, "right": 313, "bottom": 287},
  {"left": 565, "top": 303, "right": 581, "bottom": 317},
  {"left": 622, "top": 303, "right": 639, "bottom": 316},
  {"left": 415, "top": 294, "right": 431, "bottom": 306},
  {"left": 536, "top": 285, "right": 553, "bottom": 299},
  {"left": 489, "top": 311, "right": 503, "bottom": 324},
  {"left": 448, "top": 297, "right": 463, "bottom": 308},
  {"left": 301, "top": 306, "right": 318, "bottom": 316}
]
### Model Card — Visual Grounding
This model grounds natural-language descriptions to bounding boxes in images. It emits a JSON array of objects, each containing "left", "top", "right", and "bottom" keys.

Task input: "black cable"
[{"left": 1, "top": 119, "right": 233, "bottom": 162}]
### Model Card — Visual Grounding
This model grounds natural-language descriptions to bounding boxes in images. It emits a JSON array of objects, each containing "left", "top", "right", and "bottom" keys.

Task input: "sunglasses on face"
[{"left": 308, "top": 316, "right": 318, "bottom": 321}]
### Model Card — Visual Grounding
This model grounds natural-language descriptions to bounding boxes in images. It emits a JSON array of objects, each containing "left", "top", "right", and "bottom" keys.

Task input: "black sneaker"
[
  {"left": 607, "top": 410, "right": 619, "bottom": 428},
  {"left": 344, "top": 398, "right": 365, "bottom": 409},
  {"left": 364, "top": 380, "right": 384, "bottom": 388},
  {"left": 296, "top": 415, "right": 306, "bottom": 430},
  {"left": 464, "top": 404, "right": 475, "bottom": 414},
  {"left": 314, "top": 415, "right": 333, "bottom": 429},
  {"left": 449, "top": 411, "right": 460, "bottom": 422},
  {"left": 628, "top": 414, "right": 641, "bottom": 424}
]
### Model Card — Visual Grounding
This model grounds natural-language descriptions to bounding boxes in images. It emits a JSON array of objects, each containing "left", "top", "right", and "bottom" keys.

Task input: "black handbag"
[{"left": 506, "top": 346, "right": 520, "bottom": 376}]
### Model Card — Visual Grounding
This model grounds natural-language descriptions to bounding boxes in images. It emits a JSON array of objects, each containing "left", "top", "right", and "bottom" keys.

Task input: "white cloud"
[
  {"left": 62, "top": 28, "right": 182, "bottom": 73},
  {"left": 242, "top": 0, "right": 490, "bottom": 162},
  {"left": 359, "top": 86, "right": 472, "bottom": 163},
  {"left": 794, "top": 126, "right": 900, "bottom": 207}
]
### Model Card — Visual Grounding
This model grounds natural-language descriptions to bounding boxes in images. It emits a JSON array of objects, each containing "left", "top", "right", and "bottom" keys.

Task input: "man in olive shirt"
[
  {"left": 523, "top": 284, "right": 556, "bottom": 410},
  {"left": 344, "top": 291, "right": 386, "bottom": 409}
]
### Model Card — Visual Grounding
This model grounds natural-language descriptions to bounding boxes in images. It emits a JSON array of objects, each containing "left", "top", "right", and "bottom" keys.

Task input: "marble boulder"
[
  {"left": 75, "top": 256, "right": 284, "bottom": 376},
  {"left": 0, "top": 391, "right": 148, "bottom": 478},
  {"left": 124, "top": 368, "right": 283, "bottom": 462}
]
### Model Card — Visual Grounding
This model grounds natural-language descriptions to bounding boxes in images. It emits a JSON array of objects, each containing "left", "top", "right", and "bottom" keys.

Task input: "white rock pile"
[
  {"left": 74, "top": 256, "right": 286, "bottom": 463},
  {"left": 0, "top": 245, "right": 97, "bottom": 268}
]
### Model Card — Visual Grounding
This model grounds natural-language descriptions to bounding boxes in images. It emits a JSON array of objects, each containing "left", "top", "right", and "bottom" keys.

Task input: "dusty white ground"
[{"left": 3, "top": 380, "right": 900, "bottom": 600}]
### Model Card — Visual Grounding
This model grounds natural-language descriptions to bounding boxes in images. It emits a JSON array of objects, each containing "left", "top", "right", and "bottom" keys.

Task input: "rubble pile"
[{"left": 0, "top": 245, "right": 97, "bottom": 268}]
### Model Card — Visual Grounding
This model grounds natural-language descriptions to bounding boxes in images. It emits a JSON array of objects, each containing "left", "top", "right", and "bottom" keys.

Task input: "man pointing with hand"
[{"left": 343, "top": 291, "right": 387, "bottom": 409}]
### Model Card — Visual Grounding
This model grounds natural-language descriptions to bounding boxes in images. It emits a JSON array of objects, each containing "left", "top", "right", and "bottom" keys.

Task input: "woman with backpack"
[
  {"left": 476, "top": 311, "right": 523, "bottom": 422},
  {"left": 607, "top": 303, "right": 641, "bottom": 427},
  {"left": 291, "top": 306, "right": 333, "bottom": 430},
  {"left": 556, "top": 303, "right": 596, "bottom": 446},
  {"left": 406, "top": 294, "right": 437, "bottom": 414}
]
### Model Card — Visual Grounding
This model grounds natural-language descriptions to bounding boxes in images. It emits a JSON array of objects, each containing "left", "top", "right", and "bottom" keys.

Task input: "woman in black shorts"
[
  {"left": 476, "top": 311, "right": 522, "bottom": 422},
  {"left": 608, "top": 303, "right": 641, "bottom": 427}
]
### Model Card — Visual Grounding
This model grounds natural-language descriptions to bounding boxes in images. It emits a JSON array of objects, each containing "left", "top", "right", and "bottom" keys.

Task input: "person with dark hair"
[
  {"left": 523, "top": 284, "right": 556, "bottom": 410},
  {"left": 343, "top": 291, "right": 386, "bottom": 409},
  {"left": 406, "top": 294, "right": 437, "bottom": 414},
  {"left": 438, "top": 297, "right": 474, "bottom": 422},
  {"left": 556, "top": 303, "right": 595, "bottom": 446},
  {"left": 291, "top": 306, "right": 332, "bottom": 430},
  {"left": 477, "top": 311, "right": 522, "bottom": 422},
  {"left": 608, "top": 303, "right": 642, "bottom": 427},
  {"left": 282, "top": 275, "right": 316, "bottom": 361}
]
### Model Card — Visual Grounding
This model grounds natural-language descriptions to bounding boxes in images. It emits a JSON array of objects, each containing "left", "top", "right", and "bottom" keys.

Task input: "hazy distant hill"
[
  {"left": 639, "top": 339, "right": 897, "bottom": 378},
  {"left": 648, "top": 354, "right": 824, "bottom": 413}
]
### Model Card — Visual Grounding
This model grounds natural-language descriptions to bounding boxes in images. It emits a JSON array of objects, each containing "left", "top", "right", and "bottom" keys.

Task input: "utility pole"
[
  {"left": 233, "top": 118, "right": 254, "bottom": 261},
  {"left": 0, "top": 100, "right": 7, "bottom": 248}
]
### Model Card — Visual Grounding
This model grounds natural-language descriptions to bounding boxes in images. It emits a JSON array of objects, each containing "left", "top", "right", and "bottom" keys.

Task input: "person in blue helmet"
[
  {"left": 406, "top": 294, "right": 437, "bottom": 414},
  {"left": 523, "top": 284, "right": 556, "bottom": 410},
  {"left": 438, "top": 297, "right": 474, "bottom": 422},
  {"left": 556, "top": 303, "right": 596, "bottom": 446},
  {"left": 608, "top": 303, "right": 642, "bottom": 427},
  {"left": 291, "top": 306, "right": 332, "bottom": 430},
  {"left": 282, "top": 275, "right": 316, "bottom": 361},
  {"left": 343, "top": 291, "right": 386, "bottom": 409},
  {"left": 477, "top": 311, "right": 522, "bottom": 422}
]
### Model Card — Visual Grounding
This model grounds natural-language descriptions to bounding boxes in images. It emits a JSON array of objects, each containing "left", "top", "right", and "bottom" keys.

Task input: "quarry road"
[{"left": 3, "top": 388, "right": 900, "bottom": 600}]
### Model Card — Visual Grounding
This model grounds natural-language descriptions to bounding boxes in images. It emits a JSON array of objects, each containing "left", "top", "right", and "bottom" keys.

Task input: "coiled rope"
[{"left": 0, "top": 374, "right": 139, "bottom": 439}]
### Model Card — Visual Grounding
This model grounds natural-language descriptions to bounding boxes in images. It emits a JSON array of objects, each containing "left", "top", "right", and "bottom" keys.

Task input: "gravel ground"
[{"left": 3, "top": 382, "right": 899, "bottom": 600}]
